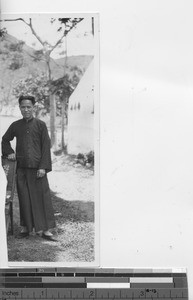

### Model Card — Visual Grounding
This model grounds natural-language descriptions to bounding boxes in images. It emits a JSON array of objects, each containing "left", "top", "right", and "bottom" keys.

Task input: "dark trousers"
[{"left": 16, "top": 168, "right": 55, "bottom": 232}]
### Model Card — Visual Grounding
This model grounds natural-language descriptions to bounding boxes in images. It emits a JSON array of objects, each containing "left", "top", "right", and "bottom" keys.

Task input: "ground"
[{"left": 7, "top": 154, "right": 95, "bottom": 263}]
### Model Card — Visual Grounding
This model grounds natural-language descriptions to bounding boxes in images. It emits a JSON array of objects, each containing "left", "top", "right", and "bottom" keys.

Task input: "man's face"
[{"left": 19, "top": 99, "right": 34, "bottom": 120}]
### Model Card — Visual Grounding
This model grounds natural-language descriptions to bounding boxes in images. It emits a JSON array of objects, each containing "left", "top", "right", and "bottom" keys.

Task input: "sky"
[{"left": 0, "top": 14, "right": 95, "bottom": 58}]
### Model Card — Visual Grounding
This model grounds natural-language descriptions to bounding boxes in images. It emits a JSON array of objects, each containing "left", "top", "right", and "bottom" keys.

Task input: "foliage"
[
  {"left": 12, "top": 66, "right": 83, "bottom": 117},
  {"left": 51, "top": 66, "right": 83, "bottom": 115},
  {"left": 76, "top": 151, "right": 94, "bottom": 167},
  {"left": 8, "top": 41, "right": 25, "bottom": 52},
  {"left": 1, "top": 16, "right": 86, "bottom": 150},
  {"left": 0, "top": 48, "right": 9, "bottom": 56},
  {"left": 33, "top": 49, "right": 44, "bottom": 62},
  {"left": 0, "top": 27, "right": 7, "bottom": 38},
  {"left": 51, "top": 18, "right": 84, "bottom": 36},
  {"left": 57, "top": 66, "right": 83, "bottom": 96},
  {"left": 8, "top": 53, "right": 23, "bottom": 70},
  {"left": 12, "top": 73, "right": 50, "bottom": 116},
  {"left": 86, "top": 151, "right": 94, "bottom": 165},
  {"left": 0, "top": 39, "right": 25, "bottom": 70}
]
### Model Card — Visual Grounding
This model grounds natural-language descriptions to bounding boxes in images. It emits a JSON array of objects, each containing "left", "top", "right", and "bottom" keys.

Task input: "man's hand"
[
  {"left": 37, "top": 169, "right": 46, "bottom": 178},
  {"left": 7, "top": 153, "right": 16, "bottom": 161}
]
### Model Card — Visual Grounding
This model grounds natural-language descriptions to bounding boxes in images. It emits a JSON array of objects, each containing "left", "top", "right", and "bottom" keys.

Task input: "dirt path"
[{"left": 49, "top": 154, "right": 94, "bottom": 202}]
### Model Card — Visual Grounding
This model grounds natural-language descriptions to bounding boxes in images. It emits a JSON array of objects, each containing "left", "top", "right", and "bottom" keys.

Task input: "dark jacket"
[{"left": 1, "top": 117, "right": 52, "bottom": 172}]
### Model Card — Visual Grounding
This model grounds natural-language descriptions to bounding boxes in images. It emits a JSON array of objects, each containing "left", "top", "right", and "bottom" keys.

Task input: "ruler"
[{"left": 0, "top": 268, "right": 188, "bottom": 299}]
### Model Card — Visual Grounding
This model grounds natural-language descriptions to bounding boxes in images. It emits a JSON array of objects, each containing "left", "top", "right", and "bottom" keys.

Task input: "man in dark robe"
[{"left": 1, "top": 95, "right": 56, "bottom": 241}]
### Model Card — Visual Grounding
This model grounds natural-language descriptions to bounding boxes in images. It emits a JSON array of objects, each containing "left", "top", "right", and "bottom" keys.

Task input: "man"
[{"left": 1, "top": 95, "right": 56, "bottom": 241}]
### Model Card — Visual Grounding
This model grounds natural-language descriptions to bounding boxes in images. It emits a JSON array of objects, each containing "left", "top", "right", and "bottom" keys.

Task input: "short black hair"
[{"left": 18, "top": 95, "right": 36, "bottom": 105}]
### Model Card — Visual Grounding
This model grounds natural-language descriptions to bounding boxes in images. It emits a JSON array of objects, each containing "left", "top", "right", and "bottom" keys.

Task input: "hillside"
[
  {"left": 0, "top": 33, "right": 93, "bottom": 114},
  {"left": 55, "top": 55, "right": 93, "bottom": 73}
]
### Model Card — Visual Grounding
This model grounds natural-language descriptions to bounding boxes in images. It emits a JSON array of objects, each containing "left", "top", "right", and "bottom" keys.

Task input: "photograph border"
[{"left": 0, "top": 11, "right": 100, "bottom": 267}]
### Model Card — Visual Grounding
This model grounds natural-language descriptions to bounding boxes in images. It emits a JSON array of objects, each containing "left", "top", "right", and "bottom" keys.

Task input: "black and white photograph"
[
  {"left": 1, "top": 0, "right": 193, "bottom": 297},
  {"left": 0, "top": 13, "right": 99, "bottom": 266}
]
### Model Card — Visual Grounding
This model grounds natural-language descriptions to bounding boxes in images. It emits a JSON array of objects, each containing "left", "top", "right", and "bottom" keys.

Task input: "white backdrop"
[{"left": 1, "top": 0, "right": 193, "bottom": 298}]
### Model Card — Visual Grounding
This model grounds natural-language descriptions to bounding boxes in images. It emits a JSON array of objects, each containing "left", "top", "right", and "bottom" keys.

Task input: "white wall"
[
  {"left": 1, "top": 0, "right": 193, "bottom": 298},
  {"left": 68, "top": 60, "right": 94, "bottom": 154}
]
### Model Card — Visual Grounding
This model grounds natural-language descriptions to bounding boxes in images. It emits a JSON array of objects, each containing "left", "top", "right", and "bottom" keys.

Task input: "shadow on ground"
[
  {"left": 50, "top": 190, "right": 94, "bottom": 223},
  {"left": 7, "top": 190, "right": 95, "bottom": 263}
]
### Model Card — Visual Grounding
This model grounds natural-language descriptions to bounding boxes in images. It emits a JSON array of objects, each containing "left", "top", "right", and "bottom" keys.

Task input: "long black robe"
[{"left": 1, "top": 117, "right": 55, "bottom": 232}]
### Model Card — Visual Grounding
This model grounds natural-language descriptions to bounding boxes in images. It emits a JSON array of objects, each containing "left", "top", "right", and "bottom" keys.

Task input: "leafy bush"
[
  {"left": 0, "top": 49, "right": 9, "bottom": 55},
  {"left": 9, "top": 61, "right": 22, "bottom": 70},
  {"left": 33, "top": 50, "right": 44, "bottom": 62},
  {"left": 86, "top": 151, "right": 94, "bottom": 165},
  {"left": 9, "top": 41, "right": 25, "bottom": 52},
  {"left": 76, "top": 151, "right": 94, "bottom": 167},
  {"left": 12, "top": 73, "right": 50, "bottom": 115},
  {"left": 8, "top": 53, "right": 23, "bottom": 70},
  {"left": 0, "top": 28, "right": 7, "bottom": 38}
]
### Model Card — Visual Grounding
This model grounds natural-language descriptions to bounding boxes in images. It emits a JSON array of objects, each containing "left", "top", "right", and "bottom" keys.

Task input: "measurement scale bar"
[
  {"left": 130, "top": 277, "right": 173, "bottom": 283},
  {"left": 41, "top": 277, "right": 85, "bottom": 283},
  {"left": 0, "top": 287, "right": 189, "bottom": 299},
  {"left": 87, "top": 283, "right": 130, "bottom": 288},
  {"left": 0, "top": 268, "right": 188, "bottom": 300}
]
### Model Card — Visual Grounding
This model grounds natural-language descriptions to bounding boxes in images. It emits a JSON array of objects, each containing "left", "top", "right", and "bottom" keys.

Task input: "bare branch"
[
  {"left": 0, "top": 18, "right": 29, "bottom": 26},
  {"left": 1, "top": 17, "right": 46, "bottom": 47},
  {"left": 49, "top": 18, "right": 83, "bottom": 57},
  {"left": 28, "top": 18, "right": 45, "bottom": 46},
  {"left": 49, "top": 32, "right": 66, "bottom": 54}
]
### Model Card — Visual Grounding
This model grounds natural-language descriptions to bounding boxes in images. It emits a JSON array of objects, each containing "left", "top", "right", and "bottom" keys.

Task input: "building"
[{"left": 67, "top": 60, "right": 94, "bottom": 155}]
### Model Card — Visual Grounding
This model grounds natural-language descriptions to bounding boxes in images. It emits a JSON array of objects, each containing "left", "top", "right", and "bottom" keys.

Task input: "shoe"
[
  {"left": 16, "top": 232, "right": 29, "bottom": 239},
  {"left": 41, "top": 233, "right": 57, "bottom": 242}
]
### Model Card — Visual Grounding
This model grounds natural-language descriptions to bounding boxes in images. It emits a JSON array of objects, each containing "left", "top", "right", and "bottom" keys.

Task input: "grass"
[{"left": 7, "top": 190, "right": 95, "bottom": 263}]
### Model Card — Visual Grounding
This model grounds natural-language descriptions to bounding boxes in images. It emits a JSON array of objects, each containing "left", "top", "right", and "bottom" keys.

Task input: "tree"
[
  {"left": 12, "top": 66, "right": 83, "bottom": 152},
  {"left": 50, "top": 18, "right": 85, "bottom": 151},
  {"left": 51, "top": 66, "right": 83, "bottom": 152},
  {"left": 0, "top": 35, "right": 25, "bottom": 107},
  {"left": 0, "top": 17, "right": 84, "bottom": 148},
  {"left": 12, "top": 73, "right": 50, "bottom": 117}
]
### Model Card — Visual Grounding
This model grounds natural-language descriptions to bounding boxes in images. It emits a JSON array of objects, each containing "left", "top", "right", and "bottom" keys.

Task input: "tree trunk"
[{"left": 50, "top": 93, "right": 56, "bottom": 149}]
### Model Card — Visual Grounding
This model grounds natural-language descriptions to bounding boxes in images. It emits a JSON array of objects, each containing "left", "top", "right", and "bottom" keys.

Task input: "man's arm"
[
  {"left": 38, "top": 122, "right": 52, "bottom": 172},
  {"left": 1, "top": 124, "right": 16, "bottom": 160}
]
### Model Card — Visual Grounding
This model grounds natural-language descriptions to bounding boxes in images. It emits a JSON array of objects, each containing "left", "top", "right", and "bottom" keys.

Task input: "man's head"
[{"left": 19, "top": 95, "right": 35, "bottom": 120}]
